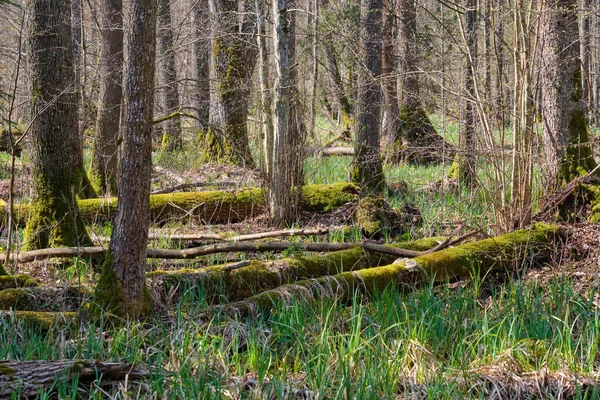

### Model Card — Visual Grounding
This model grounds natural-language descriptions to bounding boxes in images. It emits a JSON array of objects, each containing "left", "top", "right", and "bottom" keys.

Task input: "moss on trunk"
[
  {"left": 221, "top": 224, "right": 562, "bottom": 317},
  {"left": 2, "top": 183, "right": 359, "bottom": 227},
  {"left": 384, "top": 104, "right": 454, "bottom": 165},
  {"left": 148, "top": 236, "right": 445, "bottom": 302}
]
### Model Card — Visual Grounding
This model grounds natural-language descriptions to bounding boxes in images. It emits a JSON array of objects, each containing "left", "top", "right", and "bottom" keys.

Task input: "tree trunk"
[
  {"left": 386, "top": 0, "right": 451, "bottom": 165},
  {"left": 321, "top": 0, "right": 353, "bottom": 127},
  {"left": 194, "top": 0, "right": 210, "bottom": 128},
  {"left": 352, "top": 0, "right": 384, "bottom": 195},
  {"left": 69, "top": 0, "right": 96, "bottom": 199},
  {"left": 92, "top": 0, "right": 123, "bottom": 196},
  {"left": 448, "top": 0, "right": 477, "bottom": 185},
  {"left": 541, "top": 0, "right": 597, "bottom": 188},
  {"left": 579, "top": 0, "right": 591, "bottom": 117},
  {"left": 157, "top": 0, "right": 182, "bottom": 151},
  {"left": 94, "top": 0, "right": 157, "bottom": 319},
  {"left": 256, "top": 0, "right": 274, "bottom": 175},
  {"left": 381, "top": 0, "right": 400, "bottom": 155},
  {"left": 24, "top": 0, "right": 93, "bottom": 251},
  {"left": 202, "top": 0, "right": 257, "bottom": 167}
]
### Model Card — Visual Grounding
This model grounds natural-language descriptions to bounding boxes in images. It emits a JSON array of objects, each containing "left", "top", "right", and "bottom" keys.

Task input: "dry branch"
[
  {"left": 151, "top": 181, "right": 238, "bottom": 194},
  {"left": 147, "top": 227, "right": 333, "bottom": 242},
  {"left": 0, "top": 360, "right": 148, "bottom": 398}
]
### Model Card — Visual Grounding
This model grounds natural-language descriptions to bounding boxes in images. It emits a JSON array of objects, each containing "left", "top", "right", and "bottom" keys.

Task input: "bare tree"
[
  {"left": 94, "top": 0, "right": 158, "bottom": 319},
  {"left": 157, "top": 0, "right": 182, "bottom": 151},
  {"left": 23, "top": 0, "right": 93, "bottom": 251},
  {"left": 541, "top": 0, "right": 596, "bottom": 188},
  {"left": 92, "top": 0, "right": 123, "bottom": 195},
  {"left": 201, "top": 0, "right": 257, "bottom": 167},
  {"left": 352, "top": 0, "right": 384, "bottom": 195}
]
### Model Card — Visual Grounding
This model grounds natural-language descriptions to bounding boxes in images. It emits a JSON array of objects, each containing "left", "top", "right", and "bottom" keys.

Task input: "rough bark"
[
  {"left": 1, "top": 183, "right": 359, "bottom": 226},
  {"left": 256, "top": 0, "right": 274, "bottom": 175},
  {"left": 149, "top": 237, "right": 445, "bottom": 302},
  {"left": 270, "top": 0, "right": 302, "bottom": 225},
  {"left": 220, "top": 224, "right": 563, "bottom": 317},
  {"left": 0, "top": 360, "right": 148, "bottom": 399},
  {"left": 448, "top": 0, "right": 478, "bottom": 185},
  {"left": 321, "top": 0, "right": 353, "bottom": 126},
  {"left": 194, "top": 0, "right": 210, "bottom": 127},
  {"left": 24, "top": 0, "right": 93, "bottom": 251},
  {"left": 352, "top": 0, "right": 385, "bottom": 196},
  {"left": 384, "top": 0, "right": 452, "bottom": 165},
  {"left": 94, "top": 0, "right": 157, "bottom": 319},
  {"left": 92, "top": 0, "right": 123, "bottom": 195},
  {"left": 202, "top": 0, "right": 257, "bottom": 167},
  {"left": 157, "top": 0, "right": 182, "bottom": 151},
  {"left": 381, "top": 0, "right": 400, "bottom": 149},
  {"left": 541, "top": 0, "right": 597, "bottom": 187}
]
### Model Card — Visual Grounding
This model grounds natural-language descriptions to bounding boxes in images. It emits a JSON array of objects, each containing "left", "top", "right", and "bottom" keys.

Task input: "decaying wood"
[
  {"left": 0, "top": 182, "right": 358, "bottom": 227},
  {"left": 218, "top": 224, "right": 562, "bottom": 317},
  {"left": 148, "top": 236, "right": 448, "bottom": 303},
  {"left": 147, "top": 227, "right": 333, "bottom": 243},
  {"left": 0, "top": 360, "right": 148, "bottom": 398},
  {"left": 305, "top": 146, "right": 354, "bottom": 157},
  {"left": 0, "top": 231, "right": 470, "bottom": 263},
  {"left": 151, "top": 181, "right": 238, "bottom": 194}
]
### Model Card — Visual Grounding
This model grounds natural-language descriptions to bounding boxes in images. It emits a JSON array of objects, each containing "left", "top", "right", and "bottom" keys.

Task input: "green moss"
[
  {"left": 1, "top": 311, "right": 77, "bottom": 331},
  {"left": 355, "top": 196, "right": 388, "bottom": 238},
  {"left": 0, "top": 363, "right": 16, "bottom": 379},
  {"left": 558, "top": 108, "right": 597, "bottom": 185},
  {"left": 148, "top": 236, "right": 446, "bottom": 302},
  {"left": 223, "top": 224, "right": 562, "bottom": 316},
  {"left": 300, "top": 182, "right": 359, "bottom": 212},
  {"left": 0, "top": 288, "right": 32, "bottom": 310},
  {"left": 0, "top": 275, "right": 37, "bottom": 290}
]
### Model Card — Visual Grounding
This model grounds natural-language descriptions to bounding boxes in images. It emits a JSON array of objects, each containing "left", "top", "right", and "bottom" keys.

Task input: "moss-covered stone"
[
  {"left": 222, "top": 224, "right": 562, "bottom": 316},
  {"left": 148, "top": 236, "right": 446, "bottom": 302}
]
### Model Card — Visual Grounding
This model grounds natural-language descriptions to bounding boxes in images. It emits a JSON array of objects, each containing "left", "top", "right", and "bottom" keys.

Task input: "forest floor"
[{"left": 1, "top": 138, "right": 600, "bottom": 398}]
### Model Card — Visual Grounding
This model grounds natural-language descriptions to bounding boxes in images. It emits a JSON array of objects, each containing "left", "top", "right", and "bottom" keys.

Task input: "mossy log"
[
  {"left": 0, "top": 286, "right": 89, "bottom": 311},
  {"left": 0, "top": 311, "right": 77, "bottom": 331},
  {"left": 0, "top": 182, "right": 359, "bottom": 227},
  {"left": 0, "top": 275, "right": 37, "bottom": 290},
  {"left": 219, "top": 224, "right": 562, "bottom": 317},
  {"left": 148, "top": 237, "right": 445, "bottom": 303},
  {"left": 0, "top": 359, "right": 148, "bottom": 398}
]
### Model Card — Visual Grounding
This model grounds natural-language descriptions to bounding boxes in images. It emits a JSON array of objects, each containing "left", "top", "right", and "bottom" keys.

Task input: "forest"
[{"left": 0, "top": 0, "right": 599, "bottom": 397}]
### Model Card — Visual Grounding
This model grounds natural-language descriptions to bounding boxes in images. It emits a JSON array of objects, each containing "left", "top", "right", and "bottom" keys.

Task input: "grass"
[{"left": 1, "top": 273, "right": 598, "bottom": 398}]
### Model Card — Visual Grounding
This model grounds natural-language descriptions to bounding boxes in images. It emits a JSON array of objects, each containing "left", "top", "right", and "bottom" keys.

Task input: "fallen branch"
[
  {"left": 305, "top": 146, "right": 354, "bottom": 157},
  {"left": 217, "top": 224, "right": 563, "bottom": 317},
  {"left": 0, "top": 360, "right": 148, "bottom": 398},
  {"left": 148, "top": 227, "right": 334, "bottom": 243},
  {"left": 151, "top": 181, "right": 239, "bottom": 194},
  {"left": 1, "top": 231, "right": 468, "bottom": 263}
]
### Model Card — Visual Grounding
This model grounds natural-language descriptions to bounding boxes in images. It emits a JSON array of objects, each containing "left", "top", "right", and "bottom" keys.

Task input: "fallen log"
[
  {"left": 218, "top": 224, "right": 562, "bottom": 317},
  {"left": 0, "top": 286, "right": 89, "bottom": 311},
  {"left": 0, "top": 311, "right": 77, "bottom": 331},
  {"left": 0, "top": 274, "right": 37, "bottom": 290},
  {"left": 151, "top": 180, "right": 239, "bottom": 194},
  {"left": 0, "top": 360, "right": 148, "bottom": 398},
  {"left": 148, "top": 237, "right": 447, "bottom": 303},
  {"left": 1, "top": 235, "right": 454, "bottom": 264},
  {"left": 0, "top": 182, "right": 359, "bottom": 227},
  {"left": 148, "top": 227, "right": 333, "bottom": 243},
  {"left": 305, "top": 146, "right": 355, "bottom": 157}
]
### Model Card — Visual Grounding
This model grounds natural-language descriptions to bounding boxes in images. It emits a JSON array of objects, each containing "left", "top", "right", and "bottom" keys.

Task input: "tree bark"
[
  {"left": 541, "top": 0, "right": 597, "bottom": 188},
  {"left": 24, "top": 0, "right": 93, "bottom": 251},
  {"left": 157, "top": 0, "right": 182, "bottom": 151},
  {"left": 381, "top": 0, "right": 400, "bottom": 152},
  {"left": 94, "top": 0, "right": 157, "bottom": 319},
  {"left": 0, "top": 360, "right": 148, "bottom": 399},
  {"left": 194, "top": 0, "right": 211, "bottom": 128},
  {"left": 256, "top": 0, "right": 274, "bottom": 175},
  {"left": 352, "top": 0, "right": 384, "bottom": 195},
  {"left": 92, "top": 0, "right": 123, "bottom": 196},
  {"left": 202, "top": 0, "right": 257, "bottom": 167}
]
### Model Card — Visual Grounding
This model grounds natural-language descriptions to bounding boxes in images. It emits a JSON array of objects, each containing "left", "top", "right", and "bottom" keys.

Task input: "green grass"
[{"left": 2, "top": 274, "right": 598, "bottom": 398}]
